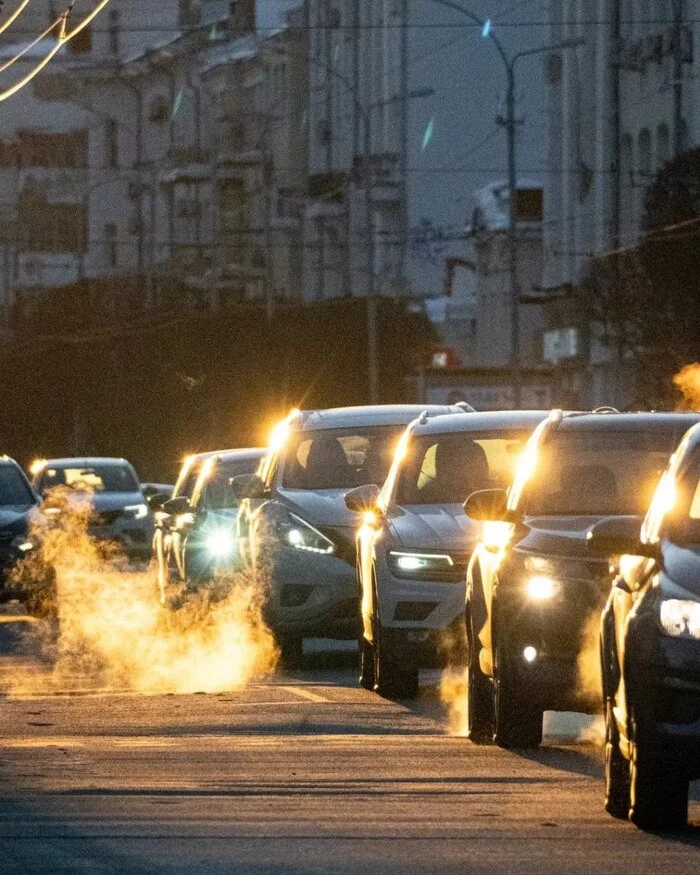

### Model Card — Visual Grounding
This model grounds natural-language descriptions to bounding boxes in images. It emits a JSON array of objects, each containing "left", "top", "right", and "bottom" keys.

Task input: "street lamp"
[{"left": 425, "top": 0, "right": 583, "bottom": 407}]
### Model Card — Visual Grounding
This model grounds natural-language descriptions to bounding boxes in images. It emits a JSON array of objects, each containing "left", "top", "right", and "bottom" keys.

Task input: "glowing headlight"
[
  {"left": 125, "top": 503, "right": 149, "bottom": 519},
  {"left": 388, "top": 551, "right": 455, "bottom": 578},
  {"left": 206, "top": 530, "right": 236, "bottom": 558},
  {"left": 281, "top": 513, "right": 335, "bottom": 555},
  {"left": 526, "top": 575, "right": 560, "bottom": 601},
  {"left": 11, "top": 537, "right": 34, "bottom": 554},
  {"left": 659, "top": 599, "right": 700, "bottom": 640}
]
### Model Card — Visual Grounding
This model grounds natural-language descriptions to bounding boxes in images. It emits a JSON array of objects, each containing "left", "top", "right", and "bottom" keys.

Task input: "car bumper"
[
  {"left": 89, "top": 519, "right": 154, "bottom": 560},
  {"left": 265, "top": 546, "right": 357, "bottom": 639}
]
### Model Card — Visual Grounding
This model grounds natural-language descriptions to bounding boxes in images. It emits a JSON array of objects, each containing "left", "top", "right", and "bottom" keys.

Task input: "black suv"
[
  {"left": 464, "top": 410, "right": 700, "bottom": 748},
  {"left": 0, "top": 456, "right": 50, "bottom": 614},
  {"left": 590, "top": 422, "right": 700, "bottom": 830}
]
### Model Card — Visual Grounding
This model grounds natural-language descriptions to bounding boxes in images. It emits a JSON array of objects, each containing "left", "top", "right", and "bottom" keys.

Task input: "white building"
[{"left": 544, "top": 0, "right": 697, "bottom": 404}]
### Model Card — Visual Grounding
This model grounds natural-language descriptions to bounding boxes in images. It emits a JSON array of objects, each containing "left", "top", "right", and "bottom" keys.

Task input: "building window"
[
  {"left": 105, "top": 223, "right": 117, "bottom": 268},
  {"left": 18, "top": 199, "right": 87, "bottom": 253},
  {"left": 18, "top": 131, "right": 87, "bottom": 168},
  {"left": 105, "top": 119, "right": 118, "bottom": 168},
  {"left": 656, "top": 123, "right": 670, "bottom": 168},
  {"left": 621, "top": 133, "right": 634, "bottom": 185},
  {"left": 108, "top": 10, "right": 120, "bottom": 55},
  {"left": 68, "top": 23, "right": 92, "bottom": 54},
  {"left": 638, "top": 129, "right": 652, "bottom": 176}
]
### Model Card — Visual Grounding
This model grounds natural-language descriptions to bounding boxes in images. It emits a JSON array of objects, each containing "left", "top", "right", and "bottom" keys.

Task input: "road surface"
[{"left": 0, "top": 623, "right": 698, "bottom": 874}]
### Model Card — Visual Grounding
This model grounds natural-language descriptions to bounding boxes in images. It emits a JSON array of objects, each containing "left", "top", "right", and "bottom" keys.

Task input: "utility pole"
[{"left": 503, "top": 62, "right": 522, "bottom": 410}]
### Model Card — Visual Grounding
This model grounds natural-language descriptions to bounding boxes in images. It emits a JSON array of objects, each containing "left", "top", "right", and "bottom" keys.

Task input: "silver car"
[
  {"left": 32, "top": 457, "right": 153, "bottom": 561},
  {"left": 348, "top": 410, "right": 547, "bottom": 699},
  {"left": 236, "top": 405, "right": 467, "bottom": 666}
]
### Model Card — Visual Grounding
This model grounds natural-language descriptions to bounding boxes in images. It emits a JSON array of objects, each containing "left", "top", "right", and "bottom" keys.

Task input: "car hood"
[
  {"left": 50, "top": 492, "right": 146, "bottom": 513},
  {"left": 518, "top": 515, "right": 611, "bottom": 560},
  {"left": 0, "top": 506, "right": 33, "bottom": 538},
  {"left": 660, "top": 541, "right": 700, "bottom": 600},
  {"left": 390, "top": 504, "right": 478, "bottom": 551},
  {"left": 277, "top": 489, "right": 360, "bottom": 528}
]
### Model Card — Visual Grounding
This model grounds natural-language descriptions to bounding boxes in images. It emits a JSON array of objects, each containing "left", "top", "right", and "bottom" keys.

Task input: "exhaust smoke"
[
  {"left": 439, "top": 666, "right": 469, "bottom": 736},
  {"left": 674, "top": 362, "right": 700, "bottom": 410},
  {"left": 8, "top": 496, "right": 277, "bottom": 696}
]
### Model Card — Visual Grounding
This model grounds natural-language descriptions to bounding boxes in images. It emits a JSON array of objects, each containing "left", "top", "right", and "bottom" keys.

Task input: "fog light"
[
  {"left": 205, "top": 530, "right": 235, "bottom": 558},
  {"left": 523, "top": 646, "right": 538, "bottom": 664},
  {"left": 526, "top": 576, "right": 559, "bottom": 601}
]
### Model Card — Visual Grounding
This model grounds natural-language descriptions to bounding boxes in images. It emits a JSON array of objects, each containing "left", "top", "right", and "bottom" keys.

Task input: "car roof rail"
[
  {"left": 454, "top": 401, "right": 477, "bottom": 413},
  {"left": 593, "top": 406, "right": 620, "bottom": 414}
]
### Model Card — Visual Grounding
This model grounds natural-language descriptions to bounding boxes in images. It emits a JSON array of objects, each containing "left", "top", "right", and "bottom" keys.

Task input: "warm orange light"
[
  {"left": 482, "top": 520, "right": 513, "bottom": 557},
  {"left": 362, "top": 510, "right": 377, "bottom": 525},
  {"left": 394, "top": 430, "right": 410, "bottom": 464},
  {"left": 268, "top": 409, "right": 299, "bottom": 453},
  {"left": 30, "top": 459, "right": 47, "bottom": 477}
]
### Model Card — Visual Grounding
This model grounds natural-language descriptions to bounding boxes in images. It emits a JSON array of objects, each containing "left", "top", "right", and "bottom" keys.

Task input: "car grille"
[{"left": 91, "top": 510, "right": 123, "bottom": 527}]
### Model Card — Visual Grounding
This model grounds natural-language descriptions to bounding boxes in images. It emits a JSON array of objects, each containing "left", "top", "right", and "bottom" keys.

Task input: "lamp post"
[{"left": 424, "top": 0, "right": 583, "bottom": 407}]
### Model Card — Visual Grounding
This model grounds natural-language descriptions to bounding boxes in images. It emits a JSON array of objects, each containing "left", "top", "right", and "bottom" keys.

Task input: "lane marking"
[{"left": 283, "top": 686, "right": 330, "bottom": 704}]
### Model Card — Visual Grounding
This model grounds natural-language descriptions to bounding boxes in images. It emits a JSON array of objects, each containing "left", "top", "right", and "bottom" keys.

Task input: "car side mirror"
[
  {"left": 345, "top": 483, "right": 381, "bottom": 513},
  {"left": 463, "top": 488, "right": 509, "bottom": 522},
  {"left": 586, "top": 516, "right": 657, "bottom": 559},
  {"left": 162, "top": 496, "right": 192, "bottom": 517},
  {"left": 148, "top": 492, "right": 171, "bottom": 512},
  {"left": 230, "top": 473, "right": 267, "bottom": 501}
]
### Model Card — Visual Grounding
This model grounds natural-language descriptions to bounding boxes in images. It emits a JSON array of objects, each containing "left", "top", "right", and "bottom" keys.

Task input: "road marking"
[{"left": 284, "top": 685, "right": 330, "bottom": 704}]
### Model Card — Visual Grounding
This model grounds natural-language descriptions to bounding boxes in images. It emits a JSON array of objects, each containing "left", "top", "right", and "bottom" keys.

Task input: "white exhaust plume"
[
  {"left": 9, "top": 495, "right": 277, "bottom": 695},
  {"left": 675, "top": 362, "right": 700, "bottom": 410}
]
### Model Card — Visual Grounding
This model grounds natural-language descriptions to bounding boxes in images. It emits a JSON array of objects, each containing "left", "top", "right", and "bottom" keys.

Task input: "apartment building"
[{"left": 544, "top": 0, "right": 697, "bottom": 405}]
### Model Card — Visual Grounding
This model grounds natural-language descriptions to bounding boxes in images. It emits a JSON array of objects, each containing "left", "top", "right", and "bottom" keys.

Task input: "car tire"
[
  {"left": 466, "top": 608, "right": 494, "bottom": 744},
  {"left": 629, "top": 741, "right": 688, "bottom": 831},
  {"left": 603, "top": 699, "right": 630, "bottom": 819},
  {"left": 374, "top": 622, "right": 419, "bottom": 700},
  {"left": 359, "top": 635, "right": 375, "bottom": 690},
  {"left": 493, "top": 633, "right": 543, "bottom": 749},
  {"left": 278, "top": 634, "right": 304, "bottom": 670}
]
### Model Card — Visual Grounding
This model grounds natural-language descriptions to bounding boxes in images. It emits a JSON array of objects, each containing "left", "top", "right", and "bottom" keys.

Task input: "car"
[
  {"left": 153, "top": 448, "right": 265, "bottom": 604},
  {"left": 235, "top": 405, "right": 469, "bottom": 666},
  {"left": 591, "top": 422, "right": 700, "bottom": 830},
  {"left": 347, "top": 410, "right": 547, "bottom": 699},
  {"left": 464, "top": 409, "right": 700, "bottom": 749},
  {"left": 141, "top": 483, "right": 174, "bottom": 502},
  {"left": 32, "top": 457, "right": 153, "bottom": 561}
]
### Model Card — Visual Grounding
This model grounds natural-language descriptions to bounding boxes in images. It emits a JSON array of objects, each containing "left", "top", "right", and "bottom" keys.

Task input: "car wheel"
[
  {"left": 603, "top": 699, "right": 630, "bottom": 819},
  {"left": 466, "top": 607, "right": 494, "bottom": 744},
  {"left": 359, "top": 635, "right": 375, "bottom": 690},
  {"left": 629, "top": 741, "right": 688, "bottom": 831},
  {"left": 373, "top": 621, "right": 419, "bottom": 700},
  {"left": 493, "top": 633, "right": 543, "bottom": 749},
  {"left": 278, "top": 634, "right": 304, "bottom": 670}
]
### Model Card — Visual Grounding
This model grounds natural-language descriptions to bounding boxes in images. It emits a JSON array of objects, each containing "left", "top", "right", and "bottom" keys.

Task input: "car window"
[
  {"left": 397, "top": 432, "right": 529, "bottom": 506},
  {"left": 523, "top": 429, "right": 680, "bottom": 517},
  {"left": 37, "top": 464, "right": 139, "bottom": 494},
  {"left": 670, "top": 451, "right": 700, "bottom": 545},
  {"left": 282, "top": 426, "right": 402, "bottom": 490},
  {"left": 199, "top": 458, "right": 262, "bottom": 510},
  {"left": 0, "top": 464, "right": 35, "bottom": 507},
  {"left": 175, "top": 461, "right": 201, "bottom": 500}
]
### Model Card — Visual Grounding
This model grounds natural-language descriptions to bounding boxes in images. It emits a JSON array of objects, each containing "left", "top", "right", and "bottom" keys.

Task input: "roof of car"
[
  {"left": 41, "top": 457, "right": 134, "bottom": 467},
  {"left": 190, "top": 447, "right": 265, "bottom": 463},
  {"left": 0, "top": 456, "right": 21, "bottom": 467},
  {"left": 297, "top": 405, "right": 463, "bottom": 431},
  {"left": 558, "top": 411, "right": 700, "bottom": 432},
  {"left": 411, "top": 410, "right": 549, "bottom": 436}
]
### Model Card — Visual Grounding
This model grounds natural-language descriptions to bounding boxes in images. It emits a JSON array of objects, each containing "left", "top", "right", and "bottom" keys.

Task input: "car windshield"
[
  {"left": 204, "top": 458, "right": 262, "bottom": 510},
  {"left": 671, "top": 452, "right": 700, "bottom": 545},
  {"left": 524, "top": 429, "right": 681, "bottom": 516},
  {"left": 397, "top": 431, "right": 530, "bottom": 506},
  {"left": 283, "top": 426, "right": 403, "bottom": 490},
  {"left": 0, "top": 464, "right": 35, "bottom": 507},
  {"left": 37, "top": 464, "right": 139, "bottom": 495}
]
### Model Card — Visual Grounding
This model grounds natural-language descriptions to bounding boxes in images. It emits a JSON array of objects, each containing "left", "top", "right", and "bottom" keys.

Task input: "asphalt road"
[{"left": 0, "top": 622, "right": 698, "bottom": 874}]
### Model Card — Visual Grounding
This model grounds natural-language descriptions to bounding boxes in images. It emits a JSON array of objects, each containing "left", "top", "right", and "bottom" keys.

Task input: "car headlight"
[
  {"left": 659, "top": 599, "right": 700, "bottom": 640},
  {"left": 388, "top": 550, "right": 455, "bottom": 579},
  {"left": 11, "top": 537, "right": 34, "bottom": 554},
  {"left": 205, "top": 529, "right": 236, "bottom": 558},
  {"left": 125, "top": 503, "right": 149, "bottom": 520},
  {"left": 526, "top": 575, "right": 560, "bottom": 601},
  {"left": 277, "top": 513, "right": 334, "bottom": 555}
]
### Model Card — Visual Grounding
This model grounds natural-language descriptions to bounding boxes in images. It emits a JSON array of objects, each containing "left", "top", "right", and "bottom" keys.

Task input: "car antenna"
[
  {"left": 455, "top": 401, "right": 476, "bottom": 413},
  {"left": 593, "top": 406, "right": 620, "bottom": 414},
  {"left": 419, "top": 410, "right": 430, "bottom": 425}
]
